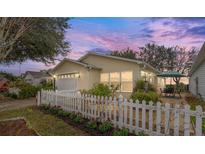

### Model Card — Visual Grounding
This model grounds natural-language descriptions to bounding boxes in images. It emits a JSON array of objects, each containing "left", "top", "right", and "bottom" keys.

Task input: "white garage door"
[{"left": 56, "top": 78, "right": 77, "bottom": 91}]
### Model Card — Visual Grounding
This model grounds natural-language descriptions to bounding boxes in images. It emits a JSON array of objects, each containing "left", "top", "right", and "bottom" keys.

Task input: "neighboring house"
[
  {"left": 0, "top": 78, "right": 9, "bottom": 92},
  {"left": 189, "top": 43, "right": 205, "bottom": 100},
  {"left": 24, "top": 71, "right": 52, "bottom": 86},
  {"left": 52, "top": 52, "right": 164, "bottom": 97}
]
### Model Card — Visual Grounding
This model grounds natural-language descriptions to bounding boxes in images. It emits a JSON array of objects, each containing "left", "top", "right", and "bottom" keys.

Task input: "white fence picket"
[
  {"left": 129, "top": 100, "right": 133, "bottom": 132},
  {"left": 184, "top": 104, "right": 190, "bottom": 136},
  {"left": 39, "top": 90, "right": 205, "bottom": 136},
  {"left": 149, "top": 101, "right": 153, "bottom": 133},
  {"left": 142, "top": 101, "right": 146, "bottom": 131},
  {"left": 196, "top": 105, "right": 202, "bottom": 136},
  {"left": 135, "top": 100, "right": 139, "bottom": 134},
  {"left": 164, "top": 103, "right": 170, "bottom": 135},
  {"left": 156, "top": 102, "right": 161, "bottom": 135},
  {"left": 174, "top": 104, "right": 180, "bottom": 136}
]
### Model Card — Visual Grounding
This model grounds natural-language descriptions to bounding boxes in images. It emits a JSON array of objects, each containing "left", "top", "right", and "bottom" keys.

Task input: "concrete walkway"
[{"left": 0, "top": 97, "right": 36, "bottom": 112}]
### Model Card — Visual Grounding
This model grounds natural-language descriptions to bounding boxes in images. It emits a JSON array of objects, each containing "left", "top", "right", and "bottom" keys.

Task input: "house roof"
[
  {"left": 79, "top": 52, "right": 160, "bottom": 73},
  {"left": 51, "top": 58, "right": 101, "bottom": 73},
  {"left": 24, "top": 71, "right": 51, "bottom": 78},
  {"left": 189, "top": 42, "right": 205, "bottom": 76}
]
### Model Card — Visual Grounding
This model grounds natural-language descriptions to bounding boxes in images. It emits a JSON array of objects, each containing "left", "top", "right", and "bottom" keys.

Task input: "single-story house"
[
  {"left": 24, "top": 70, "right": 52, "bottom": 86},
  {"left": 51, "top": 52, "right": 164, "bottom": 97},
  {"left": 189, "top": 42, "right": 205, "bottom": 100},
  {"left": 0, "top": 78, "right": 9, "bottom": 92}
]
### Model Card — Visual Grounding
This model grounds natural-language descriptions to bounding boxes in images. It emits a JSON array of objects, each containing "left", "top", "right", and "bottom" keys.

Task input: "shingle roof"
[
  {"left": 25, "top": 71, "right": 51, "bottom": 78},
  {"left": 52, "top": 58, "right": 101, "bottom": 73}
]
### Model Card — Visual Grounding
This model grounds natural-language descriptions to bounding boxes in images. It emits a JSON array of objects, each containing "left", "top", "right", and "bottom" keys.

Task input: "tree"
[
  {"left": 0, "top": 17, "right": 70, "bottom": 64},
  {"left": 110, "top": 48, "right": 137, "bottom": 60},
  {"left": 0, "top": 18, "right": 33, "bottom": 60},
  {"left": 138, "top": 43, "right": 198, "bottom": 74}
]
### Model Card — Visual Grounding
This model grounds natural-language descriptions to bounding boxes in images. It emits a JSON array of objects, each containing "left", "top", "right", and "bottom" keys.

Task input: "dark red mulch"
[{"left": 0, "top": 119, "right": 38, "bottom": 136}]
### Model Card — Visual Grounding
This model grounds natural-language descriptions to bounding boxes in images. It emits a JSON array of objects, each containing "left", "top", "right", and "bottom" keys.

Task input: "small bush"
[
  {"left": 49, "top": 106, "right": 62, "bottom": 115},
  {"left": 19, "top": 84, "right": 40, "bottom": 99},
  {"left": 73, "top": 115, "right": 84, "bottom": 124},
  {"left": 88, "top": 83, "right": 112, "bottom": 97},
  {"left": 98, "top": 121, "right": 113, "bottom": 133},
  {"left": 131, "top": 91, "right": 158, "bottom": 103},
  {"left": 113, "top": 128, "right": 129, "bottom": 136},
  {"left": 39, "top": 104, "right": 50, "bottom": 111},
  {"left": 137, "top": 131, "right": 146, "bottom": 136},
  {"left": 57, "top": 110, "right": 70, "bottom": 117},
  {"left": 4, "top": 92, "right": 18, "bottom": 99},
  {"left": 185, "top": 94, "right": 205, "bottom": 111},
  {"left": 86, "top": 121, "right": 98, "bottom": 130},
  {"left": 133, "top": 80, "right": 156, "bottom": 92},
  {"left": 69, "top": 112, "right": 77, "bottom": 120}
]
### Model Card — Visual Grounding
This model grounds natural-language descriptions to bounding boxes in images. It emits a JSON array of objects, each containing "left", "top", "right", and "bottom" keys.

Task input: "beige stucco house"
[
  {"left": 52, "top": 52, "right": 163, "bottom": 97},
  {"left": 189, "top": 43, "right": 205, "bottom": 100}
]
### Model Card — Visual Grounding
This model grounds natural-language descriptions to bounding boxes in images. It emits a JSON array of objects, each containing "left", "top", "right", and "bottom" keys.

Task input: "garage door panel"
[{"left": 56, "top": 78, "right": 77, "bottom": 90}]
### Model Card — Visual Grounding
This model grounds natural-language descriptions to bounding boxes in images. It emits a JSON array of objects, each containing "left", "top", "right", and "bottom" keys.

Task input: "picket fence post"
[
  {"left": 113, "top": 97, "right": 117, "bottom": 127},
  {"left": 142, "top": 100, "right": 146, "bottom": 130},
  {"left": 164, "top": 103, "right": 170, "bottom": 135},
  {"left": 135, "top": 100, "right": 139, "bottom": 134},
  {"left": 174, "top": 104, "right": 180, "bottom": 136},
  {"left": 196, "top": 105, "right": 202, "bottom": 136},
  {"left": 118, "top": 95, "right": 123, "bottom": 129},
  {"left": 108, "top": 96, "right": 112, "bottom": 121},
  {"left": 129, "top": 99, "right": 133, "bottom": 132},
  {"left": 156, "top": 102, "right": 161, "bottom": 135},
  {"left": 184, "top": 104, "right": 190, "bottom": 136},
  {"left": 149, "top": 101, "right": 153, "bottom": 133}
]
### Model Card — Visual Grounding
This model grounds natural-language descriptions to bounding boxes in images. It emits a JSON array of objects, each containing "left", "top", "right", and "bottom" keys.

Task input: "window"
[
  {"left": 100, "top": 71, "right": 133, "bottom": 92},
  {"left": 110, "top": 72, "right": 120, "bottom": 88},
  {"left": 100, "top": 73, "right": 109, "bottom": 84},
  {"left": 141, "top": 71, "right": 155, "bottom": 83},
  {"left": 121, "top": 71, "right": 133, "bottom": 92}
]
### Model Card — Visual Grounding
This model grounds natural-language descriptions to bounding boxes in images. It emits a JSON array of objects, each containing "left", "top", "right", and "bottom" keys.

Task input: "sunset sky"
[{"left": 1, "top": 17, "right": 205, "bottom": 75}]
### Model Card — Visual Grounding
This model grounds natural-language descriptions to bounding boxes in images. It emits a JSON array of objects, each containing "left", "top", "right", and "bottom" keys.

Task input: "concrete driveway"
[{"left": 0, "top": 97, "right": 36, "bottom": 112}]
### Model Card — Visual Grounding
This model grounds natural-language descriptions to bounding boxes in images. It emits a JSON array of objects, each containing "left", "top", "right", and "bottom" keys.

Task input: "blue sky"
[{"left": 1, "top": 17, "right": 205, "bottom": 75}]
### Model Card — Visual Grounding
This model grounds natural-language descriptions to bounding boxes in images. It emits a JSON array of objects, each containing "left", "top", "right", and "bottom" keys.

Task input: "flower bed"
[{"left": 38, "top": 104, "right": 146, "bottom": 136}]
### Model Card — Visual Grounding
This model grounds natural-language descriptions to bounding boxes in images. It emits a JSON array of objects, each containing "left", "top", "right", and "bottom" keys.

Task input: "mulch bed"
[
  {"left": 40, "top": 109, "right": 135, "bottom": 136},
  {"left": 0, "top": 119, "right": 38, "bottom": 136}
]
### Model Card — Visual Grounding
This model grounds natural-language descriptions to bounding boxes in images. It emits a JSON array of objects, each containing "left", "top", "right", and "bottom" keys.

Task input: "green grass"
[{"left": 0, "top": 107, "right": 88, "bottom": 136}]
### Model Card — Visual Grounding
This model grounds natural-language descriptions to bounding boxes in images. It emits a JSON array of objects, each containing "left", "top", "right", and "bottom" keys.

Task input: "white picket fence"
[{"left": 37, "top": 90, "right": 205, "bottom": 136}]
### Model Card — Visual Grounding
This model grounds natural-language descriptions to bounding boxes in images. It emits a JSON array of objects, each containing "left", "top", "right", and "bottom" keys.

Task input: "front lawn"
[{"left": 0, "top": 107, "right": 88, "bottom": 136}]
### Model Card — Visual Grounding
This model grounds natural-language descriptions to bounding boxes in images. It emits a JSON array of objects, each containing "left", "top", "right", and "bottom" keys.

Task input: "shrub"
[
  {"left": 113, "top": 128, "right": 129, "bottom": 136},
  {"left": 39, "top": 104, "right": 50, "bottom": 111},
  {"left": 137, "top": 131, "right": 146, "bottom": 136},
  {"left": 98, "top": 121, "right": 113, "bottom": 133},
  {"left": 86, "top": 121, "right": 98, "bottom": 130},
  {"left": 57, "top": 110, "right": 70, "bottom": 117},
  {"left": 4, "top": 92, "right": 18, "bottom": 99},
  {"left": 88, "top": 83, "right": 112, "bottom": 97},
  {"left": 69, "top": 112, "right": 77, "bottom": 120},
  {"left": 131, "top": 91, "right": 158, "bottom": 103},
  {"left": 133, "top": 80, "right": 156, "bottom": 92},
  {"left": 185, "top": 94, "right": 205, "bottom": 111},
  {"left": 19, "top": 84, "right": 40, "bottom": 99},
  {"left": 73, "top": 115, "right": 84, "bottom": 124},
  {"left": 39, "top": 80, "right": 54, "bottom": 90},
  {"left": 48, "top": 106, "right": 62, "bottom": 115}
]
